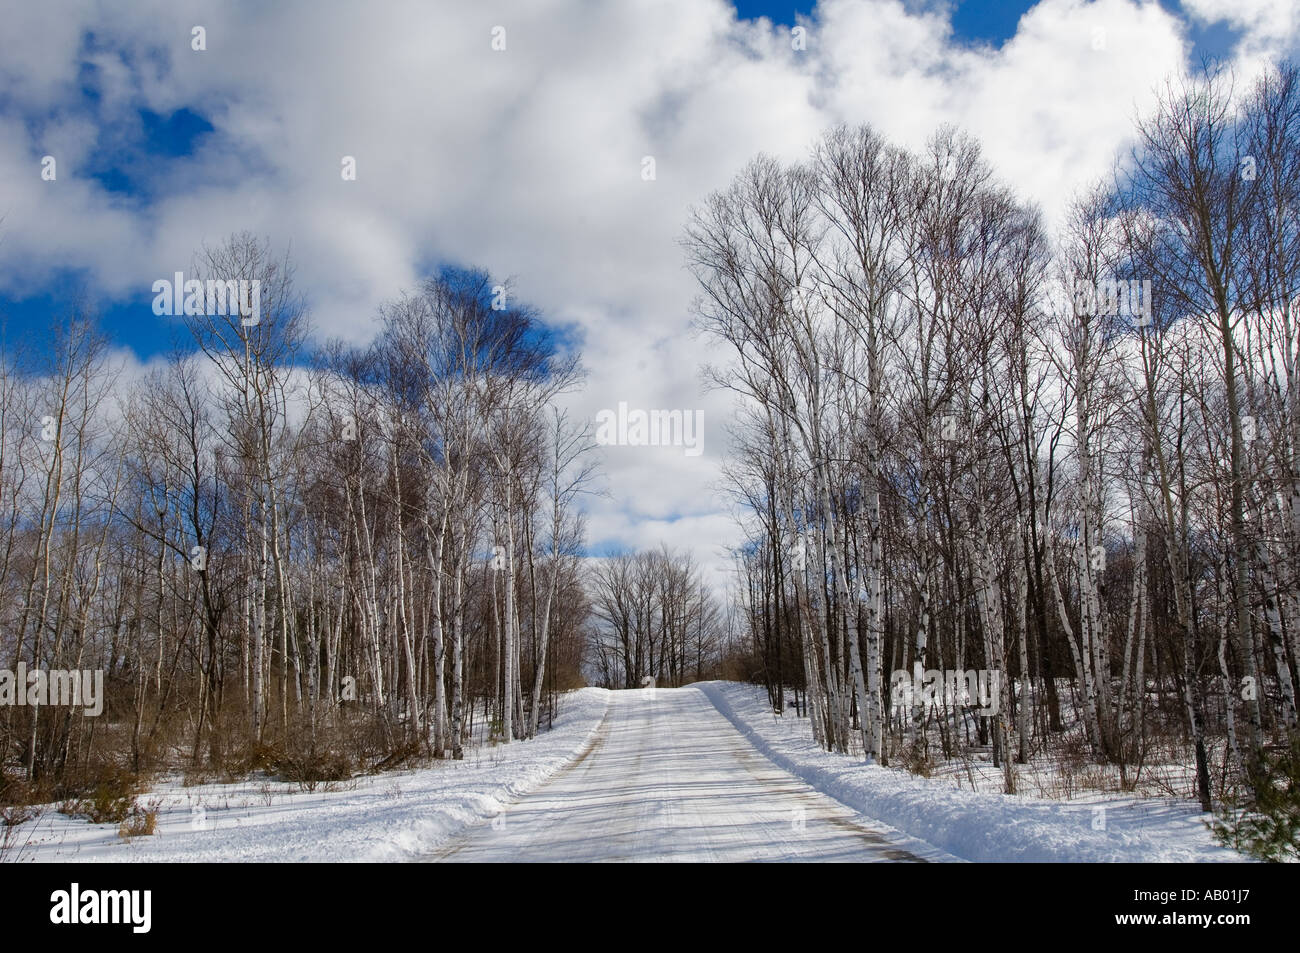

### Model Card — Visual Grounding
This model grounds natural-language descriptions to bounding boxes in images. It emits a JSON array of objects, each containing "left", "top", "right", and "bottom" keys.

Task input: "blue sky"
[
  {"left": 733, "top": 0, "right": 1035, "bottom": 43},
  {"left": 0, "top": 0, "right": 1261, "bottom": 363},
  {"left": 735, "top": 0, "right": 1240, "bottom": 53}
]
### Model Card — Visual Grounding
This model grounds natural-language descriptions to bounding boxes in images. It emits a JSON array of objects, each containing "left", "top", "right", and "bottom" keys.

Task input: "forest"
[{"left": 686, "top": 61, "right": 1300, "bottom": 848}]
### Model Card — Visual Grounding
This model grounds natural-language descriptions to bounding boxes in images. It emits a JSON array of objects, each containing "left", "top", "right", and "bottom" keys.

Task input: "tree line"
[
  {"left": 685, "top": 61, "right": 1300, "bottom": 814},
  {"left": 1, "top": 245, "right": 597, "bottom": 798},
  {"left": 586, "top": 546, "right": 730, "bottom": 689}
]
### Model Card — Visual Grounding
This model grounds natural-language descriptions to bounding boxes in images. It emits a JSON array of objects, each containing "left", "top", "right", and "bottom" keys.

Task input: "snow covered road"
[
  {"left": 428, "top": 686, "right": 940, "bottom": 862},
  {"left": 15, "top": 681, "right": 1233, "bottom": 862}
]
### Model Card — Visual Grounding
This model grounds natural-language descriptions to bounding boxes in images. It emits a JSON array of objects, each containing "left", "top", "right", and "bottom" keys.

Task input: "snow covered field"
[
  {"left": 8, "top": 689, "right": 612, "bottom": 862},
  {"left": 6, "top": 682, "right": 1246, "bottom": 863}
]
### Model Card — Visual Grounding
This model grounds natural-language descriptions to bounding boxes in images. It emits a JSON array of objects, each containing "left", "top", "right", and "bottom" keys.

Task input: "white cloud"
[
  {"left": 1183, "top": 0, "right": 1300, "bottom": 64},
  {"left": 1, "top": 0, "right": 1289, "bottom": 588}
]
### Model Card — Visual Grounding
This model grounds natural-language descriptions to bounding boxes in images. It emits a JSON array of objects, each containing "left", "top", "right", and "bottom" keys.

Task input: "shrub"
[
  {"left": 118, "top": 799, "right": 160, "bottom": 840},
  {"left": 0, "top": 772, "right": 54, "bottom": 809},
  {"left": 86, "top": 769, "right": 142, "bottom": 824},
  {"left": 1210, "top": 741, "right": 1300, "bottom": 862},
  {"left": 1, "top": 806, "right": 38, "bottom": 827},
  {"left": 898, "top": 739, "right": 932, "bottom": 778},
  {"left": 274, "top": 750, "right": 353, "bottom": 792}
]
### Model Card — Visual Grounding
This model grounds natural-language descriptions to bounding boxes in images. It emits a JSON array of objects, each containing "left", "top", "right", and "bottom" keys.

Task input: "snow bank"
[
  {"left": 15, "top": 688, "right": 611, "bottom": 863},
  {"left": 695, "top": 681, "right": 1244, "bottom": 863}
]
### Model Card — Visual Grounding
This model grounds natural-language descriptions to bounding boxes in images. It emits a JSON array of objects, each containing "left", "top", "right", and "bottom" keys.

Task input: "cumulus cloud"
[{"left": 1, "top": 0, "right": 1287, "bottom": 585}]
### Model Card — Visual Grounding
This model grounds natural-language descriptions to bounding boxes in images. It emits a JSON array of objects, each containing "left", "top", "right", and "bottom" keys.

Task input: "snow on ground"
[
  {"left": 5, "top": 682, "right": 1252, "bottom": 862},
  {"left": 696, "top": 681, "right": 1247, "bottom": 863},
  {"left": 9, "top": 688, "right": 611, "bottom": 863}
]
